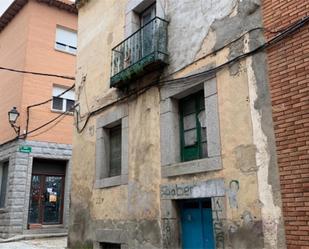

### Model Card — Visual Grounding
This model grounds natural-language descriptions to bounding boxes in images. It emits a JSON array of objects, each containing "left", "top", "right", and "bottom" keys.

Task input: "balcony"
[{"left": 110, "top": 17, "right": 168, "bottom": 88}]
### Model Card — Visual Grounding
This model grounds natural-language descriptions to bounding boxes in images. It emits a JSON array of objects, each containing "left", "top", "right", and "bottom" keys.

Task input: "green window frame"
[{"left": 179, "top": 91, "right": 207, "bottom": 162}]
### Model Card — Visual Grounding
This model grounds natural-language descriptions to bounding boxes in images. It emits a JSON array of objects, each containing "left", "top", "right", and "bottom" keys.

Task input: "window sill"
[
  {"left": 54, "top": 48, "right": 76, "bottom": 56},
  {"left": 94, "top": 174, "right": 128, "bottom": 189},
  {"left": 51, "top": 109, "right": 74, "bottom": 116},
  {"left": 161, "top": 156, "right": 222, "bottom": 178}
]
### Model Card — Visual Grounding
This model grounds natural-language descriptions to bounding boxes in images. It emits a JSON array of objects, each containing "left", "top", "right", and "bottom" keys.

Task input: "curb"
[{"left": 0, "top": 233, "right": 67, "bottom": 243}]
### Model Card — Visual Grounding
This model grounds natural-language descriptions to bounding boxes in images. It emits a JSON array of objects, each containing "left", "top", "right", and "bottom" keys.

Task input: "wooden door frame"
[{"left": 28, "top": 173, "right": 65, "bottom": 227}]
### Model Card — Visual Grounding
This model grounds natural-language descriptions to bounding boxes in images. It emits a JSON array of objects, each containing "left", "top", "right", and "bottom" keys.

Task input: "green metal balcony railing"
[{"left": 110, "top": 17, "right": 168, "bottom": 87}]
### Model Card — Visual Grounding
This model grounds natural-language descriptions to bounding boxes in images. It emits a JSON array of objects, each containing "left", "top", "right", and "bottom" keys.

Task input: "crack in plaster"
[{"left": 245, "top": 34, "right": 281, "bottom": 249}]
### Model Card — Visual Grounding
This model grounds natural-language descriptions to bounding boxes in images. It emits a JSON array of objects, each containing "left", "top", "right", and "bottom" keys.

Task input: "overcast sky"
[{"left": 0, "top": 0, "right": 14, "bottom": 16}]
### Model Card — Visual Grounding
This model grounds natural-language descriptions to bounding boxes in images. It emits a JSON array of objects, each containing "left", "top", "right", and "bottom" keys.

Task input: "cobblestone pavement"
[{"left": 0, "top": 236, "right": 67, "bottom": 249}]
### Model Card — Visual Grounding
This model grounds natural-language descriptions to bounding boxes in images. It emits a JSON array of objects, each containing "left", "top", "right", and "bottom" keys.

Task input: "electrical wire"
[
  {"left": 25, "top": 109, "right": 72, "bottom": 136},
  {"left": 27, "top": 114, "right": 67, "bottom": 138},
  {"left": 9, "top": 14, "right": 308, "bottom": 140},
  {"left": 24, "top": 84, "right": 75, "bottom": 138},
  {"left": 0, "top": 66, "right": 75, "bottom": 80},
  {"left": 75, "top": 15, "right": 309, "bottom": 134}
]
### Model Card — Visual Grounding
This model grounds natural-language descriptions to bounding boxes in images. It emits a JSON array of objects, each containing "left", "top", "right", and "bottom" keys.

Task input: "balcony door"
[{"left": 140, "top": 4, "right": 156, "bottom": 57}]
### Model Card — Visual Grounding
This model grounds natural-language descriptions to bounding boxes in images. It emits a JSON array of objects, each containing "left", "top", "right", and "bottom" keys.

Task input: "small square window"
[
  {"left": 179, "top": 91, "right": 207, "bottom": 162},
  {"left": 0, "top": 161, "right": 9, "bottom": 208},
  {"left": 100, "top": 243, "right": 121, "bottom": 249},
  {"left": 52, "top": 86, "right": 75, "bottom": 113}
]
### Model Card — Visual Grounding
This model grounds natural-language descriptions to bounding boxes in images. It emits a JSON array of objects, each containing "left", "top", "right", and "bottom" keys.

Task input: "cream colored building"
[{"left": 69, "top": 0, "right": 286, "bottom": 248}]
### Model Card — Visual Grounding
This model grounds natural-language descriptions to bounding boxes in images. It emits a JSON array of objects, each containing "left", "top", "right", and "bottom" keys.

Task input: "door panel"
[
  {"left": 180, "top": 200, "right": 215, "bottom": 249},
  {"left": 202, "top": 208, "right": 215, "bottom": 249},
  {"left": 29, "top": 175, "right": 42, "bottom": 224},
  {"left": 181, "top": 202, "right": 204, "bottom": 249},
  {"left": 43, "top": 176, "right": 64, "bottom": 224},
  {"left": 28, "top": 174, "right": 64, "bottom": 225},
  {"left": 141, "top": 4, "right": 156, "bottom": 57}
]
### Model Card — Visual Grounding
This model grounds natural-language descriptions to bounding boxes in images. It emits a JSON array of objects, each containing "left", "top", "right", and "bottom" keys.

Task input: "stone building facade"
[
  {"left": 69, "top": 0, "right": 287, "bottom": 248},
  {"left": 262, "top": 1, "right": 309, "bottom": 248},
  {"left": 0, "top": 0, "right": 77, "bottom": 239}
]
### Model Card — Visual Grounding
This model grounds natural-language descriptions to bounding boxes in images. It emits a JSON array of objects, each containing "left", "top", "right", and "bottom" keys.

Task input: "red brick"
[{"left": 262, "top": 0, "right": 309, "bottom": 245}]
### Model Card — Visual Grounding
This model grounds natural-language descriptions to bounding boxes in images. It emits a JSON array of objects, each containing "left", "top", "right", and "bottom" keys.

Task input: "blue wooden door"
[
  {"left": 180, "top": 200, "right": 215, "bottom": 249},
  {"left": 202, "top": 208, "right": 215, "bottom": 249}
]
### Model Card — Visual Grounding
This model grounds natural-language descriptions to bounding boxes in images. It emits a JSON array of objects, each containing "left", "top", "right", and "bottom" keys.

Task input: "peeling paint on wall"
[
  {"left": 167, "top": 0, "right": 237, "bottom": 72},
  {"left": 245, "top": 34, "right": 282, "bottom": 249}
]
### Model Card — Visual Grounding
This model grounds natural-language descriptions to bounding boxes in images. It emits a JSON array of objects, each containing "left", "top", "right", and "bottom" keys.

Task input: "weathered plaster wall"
[
  {"left": 70, "top": 1, "right": 162, "bottom": 248},
  {"left": 166, "top": 0, "right": 237, "bottom": 73},
  {"left": 159, "top": 0, "right": 285, "bottom": 247},
  {"left": 70, "top": 0, "right": 285, "bottom": 248}
]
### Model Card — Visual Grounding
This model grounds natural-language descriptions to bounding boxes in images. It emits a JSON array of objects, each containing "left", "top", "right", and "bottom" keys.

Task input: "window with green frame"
[{"left": 179, "top": 91, "right": 207, "bottom": 162}]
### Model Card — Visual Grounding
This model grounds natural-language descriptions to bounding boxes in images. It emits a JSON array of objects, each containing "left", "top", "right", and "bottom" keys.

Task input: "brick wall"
[{"left": 262, "top": 1, "right": 309, "bottom": 248}]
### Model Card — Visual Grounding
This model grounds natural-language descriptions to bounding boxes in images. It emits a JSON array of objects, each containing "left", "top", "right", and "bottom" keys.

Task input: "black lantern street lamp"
[{"left": 8, "top": 107, "right": 20, "bottom": 136}]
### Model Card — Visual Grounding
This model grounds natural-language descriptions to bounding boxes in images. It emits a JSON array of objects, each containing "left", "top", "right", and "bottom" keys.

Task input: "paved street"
[{"left": 0, "top": 236, "right": 67, "bottom": 249}]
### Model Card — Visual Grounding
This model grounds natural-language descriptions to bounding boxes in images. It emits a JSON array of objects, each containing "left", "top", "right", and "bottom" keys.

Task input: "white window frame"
[
  {"left": 51, "top": 85, "right": 75, "bottom": 113},
  {"left": 55, "top": 26, "right": 77, "bottom": 55}
]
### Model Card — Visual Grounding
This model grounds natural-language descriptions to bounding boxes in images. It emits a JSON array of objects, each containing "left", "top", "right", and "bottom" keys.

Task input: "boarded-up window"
[
  {"left": 0, "top": 161, "right": 9, "bottom": 208},
  {"left": 100, "top": 243, "right": 121, "bottom": 249},
  {"left": 180, "top": 91, "right": 207, "bottom": 162},
  {"left": 109, "top": 125, "right": 122, "bottom": 177}
]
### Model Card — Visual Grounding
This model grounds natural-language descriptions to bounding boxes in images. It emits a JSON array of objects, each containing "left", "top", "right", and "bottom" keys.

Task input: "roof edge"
[
  {"left": 0, "top": 0, "right": 28, "bottom": 33},
  {"left": 75, "top": 0, "right": 89, "bottom": 9},
  {"left": 0, "top": 0, "right": 77, "bottom": 33}
]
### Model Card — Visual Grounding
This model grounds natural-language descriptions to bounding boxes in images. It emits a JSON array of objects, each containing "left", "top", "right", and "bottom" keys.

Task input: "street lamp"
[{"left": 8, "top": 107, "right": 20, "bottom": 136}]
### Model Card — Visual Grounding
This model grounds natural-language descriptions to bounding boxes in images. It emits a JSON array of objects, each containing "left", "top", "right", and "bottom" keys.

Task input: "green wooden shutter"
[
  {"left": 180, "top": 91, "right": 207, "bottom": 162},
  {"left": 109, "top": 125, "right": 122, "bottom": 177}
]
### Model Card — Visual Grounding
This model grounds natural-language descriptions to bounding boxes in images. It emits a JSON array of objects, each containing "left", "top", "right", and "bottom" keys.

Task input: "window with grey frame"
[
  {"left": 179, "top": 91, "right": 207, "bottom": 162},
  {"left": 160, "top": 78, "right": 222, "bottom": 177},
  {"left": 95, "top": 106, "right": 129, "bottom": 188},
  {"left": 0, "top": 161, "right": 9, "bottom": 208}
]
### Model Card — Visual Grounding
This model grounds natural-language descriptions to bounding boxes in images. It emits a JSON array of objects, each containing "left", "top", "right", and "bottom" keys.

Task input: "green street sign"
[{"left": 19, "top": 146, "right": 32, "bottom": 153}]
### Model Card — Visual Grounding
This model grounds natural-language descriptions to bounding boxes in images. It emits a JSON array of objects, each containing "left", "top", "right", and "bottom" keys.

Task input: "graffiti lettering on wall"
[
  {"left": 212, "top": 197, "right": 225, "bottom": 249},
  {"left": 161, "top": 185, "right": 194, "bottom": 199},
  {"left": 160, "top": 179, "right": 225, "bottom": 200},
  {"left": 162, "top": 218, "right": 172, "bottom": 249},
  {"left": 95, "top": 197, "right": 104, "bottom": 205}
]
